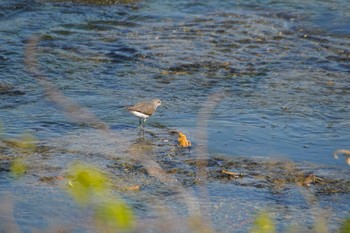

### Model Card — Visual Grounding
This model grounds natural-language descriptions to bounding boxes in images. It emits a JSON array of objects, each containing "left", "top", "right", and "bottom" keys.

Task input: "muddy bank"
[{"left": 1, "top": 127, "right": 349, "bottom": 197}]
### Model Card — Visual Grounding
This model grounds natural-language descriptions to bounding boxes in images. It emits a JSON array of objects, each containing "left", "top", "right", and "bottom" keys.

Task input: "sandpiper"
[{"left": 127, "top": 99, "right": 161, "bottom": 127}]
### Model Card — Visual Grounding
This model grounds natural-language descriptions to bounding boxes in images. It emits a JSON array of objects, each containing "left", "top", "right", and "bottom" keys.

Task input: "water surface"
[{"left": 0, "top": 0, "right": 349, "bottom": 232}]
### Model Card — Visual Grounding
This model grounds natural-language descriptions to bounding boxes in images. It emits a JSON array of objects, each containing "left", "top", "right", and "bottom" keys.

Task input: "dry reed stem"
[
  {"left": 0, "top": 194, "right": 21, "bottom": 233},
  {"left": 24, "top": 36, "right": 108, "bottom": 130},
  {"left": 195, "top": 92, "right": 226, "bottom": 180},
  {"left": 194, "top": 92, "right": 226, "bottom": 231}
]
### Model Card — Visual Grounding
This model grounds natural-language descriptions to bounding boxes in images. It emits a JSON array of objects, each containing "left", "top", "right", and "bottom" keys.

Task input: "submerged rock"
[{"left": 0, "top": 83, "right": 25, "bottom": 95}]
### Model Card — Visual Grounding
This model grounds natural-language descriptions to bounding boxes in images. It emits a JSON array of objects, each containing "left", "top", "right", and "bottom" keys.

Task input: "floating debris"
[
  {"left": 125, "top": 185, "right": 140, "bottom": 191},
  {"left": 221, "top": 170, "right": 243, "bottom": 178},
  {"left": 178, "top": 132, "right": 191, "bottom": 148}
]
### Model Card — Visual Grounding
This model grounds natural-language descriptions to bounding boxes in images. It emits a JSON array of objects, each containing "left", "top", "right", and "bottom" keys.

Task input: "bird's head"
[{"left": 153, "top": 99, "right": 161, "bottom": 108}]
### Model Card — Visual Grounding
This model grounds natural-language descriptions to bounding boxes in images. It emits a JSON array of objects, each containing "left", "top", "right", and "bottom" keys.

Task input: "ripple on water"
[{"left": 1, "top": 1, "right": 350, "bottom": 231}]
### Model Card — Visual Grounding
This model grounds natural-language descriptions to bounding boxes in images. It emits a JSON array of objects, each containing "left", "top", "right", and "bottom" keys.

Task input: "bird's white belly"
[{"left": 130, "top": 111, "right": 149, "bottom": 119}]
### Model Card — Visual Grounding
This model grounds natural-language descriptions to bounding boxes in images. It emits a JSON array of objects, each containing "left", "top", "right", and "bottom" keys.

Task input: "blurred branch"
[
  {"left": 195, "top": 92, "right": 226, "bottom": 180},
  {"left": 193, "top": 91, "right": 226, "bottom": 231},
  {"left": 0, "top": 194, "right": 21, "bottom": 233},
  {"left": 24, "top": 35, "right": 108, "bottom": 130}
]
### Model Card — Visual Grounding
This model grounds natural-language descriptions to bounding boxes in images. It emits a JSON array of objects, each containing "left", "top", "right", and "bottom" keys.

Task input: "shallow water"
[
  {"left": 1, "top": 0, "right": 349, "bottom": 165},
  {"left": 0, "top": 0, "right": 350, "bottom": 232}
]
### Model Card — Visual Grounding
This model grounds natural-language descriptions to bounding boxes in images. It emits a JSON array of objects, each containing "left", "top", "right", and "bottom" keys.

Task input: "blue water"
[
  {"left": 2, "top": 0, "right": 349, "bottom": 166},
  {"left": 1, "top": 0, "right": 350, "bottom": 232}
]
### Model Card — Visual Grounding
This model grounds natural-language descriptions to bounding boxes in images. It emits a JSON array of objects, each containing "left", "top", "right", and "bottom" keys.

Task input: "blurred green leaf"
[
  {"left": 251, "top": 211, "right": 275, "bottom": 233},
  {"left": 339, "top": 217, "right": 350, "bottom": 233},
  {"left": 10, "top": 158, "right": 27, "bottom": 178},
  {"left": 95, "top": 200, "right": 135, "bottom": 230},
  {"left": 66, "top": 162, "right": 109, "bottom": 205}
]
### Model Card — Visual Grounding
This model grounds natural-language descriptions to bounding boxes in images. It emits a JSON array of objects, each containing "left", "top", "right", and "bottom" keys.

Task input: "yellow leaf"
[{"left": 178, "top": 132, "right": 191, "bottom": 147}]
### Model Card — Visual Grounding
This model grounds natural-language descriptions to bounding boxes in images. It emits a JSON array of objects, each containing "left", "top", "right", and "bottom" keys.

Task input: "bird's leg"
[
  {"left": 139, "top": 118, "right": 145, "bottom": 129},
  {"left": 138, "top": 127, "right": 144, "bottom": 138},
  {"left": 143, "top": 118, "right": 147, "bottom": 128},
  {"left": 139, "top": 118, "right": 142, "bottom": 127}
]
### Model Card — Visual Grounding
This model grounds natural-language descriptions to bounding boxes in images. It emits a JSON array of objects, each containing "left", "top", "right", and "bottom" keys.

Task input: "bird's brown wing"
[{"left": 127, "top": 101, "right": 156, "bottom": 116}]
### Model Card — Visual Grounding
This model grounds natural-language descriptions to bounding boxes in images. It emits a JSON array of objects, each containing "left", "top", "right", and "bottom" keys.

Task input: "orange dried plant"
[{"left": 178, "top": 132, "right": 191, "bottom": 147}]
